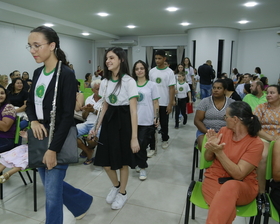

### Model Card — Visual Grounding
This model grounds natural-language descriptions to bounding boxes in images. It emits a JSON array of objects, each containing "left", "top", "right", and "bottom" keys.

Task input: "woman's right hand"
[{"left": 31, "top": 121, "right": 48, "bottom": 140}]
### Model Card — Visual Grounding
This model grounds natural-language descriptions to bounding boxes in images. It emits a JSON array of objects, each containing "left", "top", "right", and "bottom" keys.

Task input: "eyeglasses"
[{"left": 26, "top": 43, "right": 49, "bottom": 51}]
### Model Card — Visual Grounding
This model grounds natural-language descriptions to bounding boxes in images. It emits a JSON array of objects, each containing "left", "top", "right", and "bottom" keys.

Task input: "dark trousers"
[
  {"left": 159, "top": 106, "right": 169, "bottom": 141},
  {"left": 175, "top": 98, "right": 188, "bottom": 126},
  {"left": 136, "top": 125, "right": 154, "bottom": 168}
]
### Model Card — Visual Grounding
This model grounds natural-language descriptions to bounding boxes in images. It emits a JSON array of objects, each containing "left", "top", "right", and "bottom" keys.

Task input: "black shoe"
[
  {"left": 183, "top": 118, "right": 187, "bottom": 125},
  {"left": 175, "top": 125, "right": 179, "bottom": 129}
]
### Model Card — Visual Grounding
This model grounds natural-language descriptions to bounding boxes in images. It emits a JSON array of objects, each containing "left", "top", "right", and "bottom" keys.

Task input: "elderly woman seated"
[{"left": 202, "top": 101, "right": 263, "bottom": 223}]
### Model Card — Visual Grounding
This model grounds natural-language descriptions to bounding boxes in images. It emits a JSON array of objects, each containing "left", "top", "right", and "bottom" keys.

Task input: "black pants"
[
  {"left": 159, "top": 106, "right": 169, "bottom": 141},
  {"left": 175, "top": 97, "right": 188, "bottom": 126},
  {"left": 136, "top": 125, "right": 154, "bottom": 168},
  {"left": 270, "top": 180, "right": 280, "bottom": 217}
]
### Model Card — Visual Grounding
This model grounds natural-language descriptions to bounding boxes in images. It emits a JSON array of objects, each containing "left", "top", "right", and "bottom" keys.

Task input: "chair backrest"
[
  {"left": 14, "top": 116, "right": 21, "bottom": 144},
  {"left": 83, "top": 88, "right": 93, "bottom": 93},
  {"left": 265, "top": 141, "right": 275, "bottom": 180},
  {"left": 199, "top": 135, "right": 213, "bottom": 170}
]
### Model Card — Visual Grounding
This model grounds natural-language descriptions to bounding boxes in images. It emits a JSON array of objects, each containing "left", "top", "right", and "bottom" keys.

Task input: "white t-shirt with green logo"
[
  {"left": 149, "top": 66, "right": 176, "bottom": 106},
  {"left": 34, "top": 68, "right": 55, "bottom": 120},
  {"left": 176, "top": 81, "right": 191, "bottom": 99},
  {"left": 137, "top": 81, "right": 160, "bottom": 125},
  {"left": 185, "top": 67, "right": 194, "bottom": 84},
  {"left": 99, "top": 74, "right": 138, "bottom": 106}
]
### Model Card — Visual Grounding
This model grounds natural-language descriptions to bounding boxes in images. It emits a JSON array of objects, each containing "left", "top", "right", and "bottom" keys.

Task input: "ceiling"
[{"left": 0, "top": 0, "right": 279, "bottom": 41}]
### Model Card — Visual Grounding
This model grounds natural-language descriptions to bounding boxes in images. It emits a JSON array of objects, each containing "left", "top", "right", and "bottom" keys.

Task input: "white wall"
[
  {"left": 237, "top": 27, "right": 280, "bottom": 84},
  {"left": 187, "top": 27, "right": 239, "bottom": 75},
  {"left": 0, "top": 22, "right": 93, "bottom": 81},
  {"left": 1, "top": 21, "right": 280, "bottom": 84}
]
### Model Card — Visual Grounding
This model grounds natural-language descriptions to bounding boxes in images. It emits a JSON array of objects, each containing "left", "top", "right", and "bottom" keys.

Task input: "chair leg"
[
  {"left": 191, "top": 146, "right": 197, "bottom": 181},
  {"left": 191, "top": 203, "right": 196, "bottom": 219},
  {"left": 18, "top": 172, "right": 27, "bottom": 185},
  {"left": 184, "top": 194, "right": 191, "bottom": 224},
  {"left": 26, "top": 171, "right": 33, "bottom": 183},
  {"left": 0, "top": 171, "right": 3, "bottom": 200},
  {"left": 33, "top": 169, "right": 37, "bottom": 212}
]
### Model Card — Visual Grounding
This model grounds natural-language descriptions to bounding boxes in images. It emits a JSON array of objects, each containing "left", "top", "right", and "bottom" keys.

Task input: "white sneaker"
[
  {"left": 139, "top": 169, "right": 147, "bottom": 181},
  {"left": 147, "top": 150, "right": 155, "bottom": 158},
  {"left": 162, "top": 141, "right": 169, "bottom": 149},
  {"left": 106, "top": 186, "right": 120, "bottom": 204},
  {"left": 135, "top": 166, "right": 141, "bottom": 173},
  {"left": 111, "top": 193, "right": 127, "bottom": 210}
]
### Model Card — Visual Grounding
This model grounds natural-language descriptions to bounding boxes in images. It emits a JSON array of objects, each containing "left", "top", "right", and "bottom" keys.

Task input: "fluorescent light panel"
[
  {"left": 239, "top": 20, "right": 249, "bottom": 24},
  {"left": 244, "top": 2, "right": 258, "bottom": 7},
  {"left": 44, "top": 23, "right": 54, "bottom": 27},
  {"left": 166, "top": 7, "right": 178, "bottom": 12},
  {"left": 82, "top": 32, "right": 90, "bottom": 36},
  {"left": 127, "top": 25, "right": 136, "bottom": 29},
  {"left": 97, "top": 12, "right": 109, "bottom": 17}
]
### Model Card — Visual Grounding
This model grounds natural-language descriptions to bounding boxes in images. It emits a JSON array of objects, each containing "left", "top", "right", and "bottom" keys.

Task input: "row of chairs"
[
  {"left": 186, "top": 136, "right": 279, "bottom": 223},
  {"left": 0, "top": 116, "right": 38, "bottom": 212}
]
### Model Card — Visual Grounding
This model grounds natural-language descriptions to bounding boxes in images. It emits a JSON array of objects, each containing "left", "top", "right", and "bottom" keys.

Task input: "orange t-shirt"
[{"left": 204, "top": 127, "right": 263, "bottom": 184}]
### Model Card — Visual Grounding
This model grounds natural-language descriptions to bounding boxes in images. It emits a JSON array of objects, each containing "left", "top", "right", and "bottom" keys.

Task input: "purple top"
[{"left": 0, "top": 103, "right": 16, "bottom": 138}]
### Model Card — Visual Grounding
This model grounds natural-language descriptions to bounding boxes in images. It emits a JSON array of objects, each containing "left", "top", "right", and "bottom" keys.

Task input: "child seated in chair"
[{"left": 0, "top": 131, "right": 28, "bottom": 183}]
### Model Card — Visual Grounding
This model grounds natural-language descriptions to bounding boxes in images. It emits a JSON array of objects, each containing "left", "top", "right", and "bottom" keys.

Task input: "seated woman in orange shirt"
[
  {"left": 254, "top": 85, "right": 280, "bottom": 193},
  {"left": 202, "top": 101, "right": 263, "bottom": 224}
]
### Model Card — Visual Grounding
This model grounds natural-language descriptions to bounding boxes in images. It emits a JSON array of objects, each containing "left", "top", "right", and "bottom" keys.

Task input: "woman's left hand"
[
  {"left": 131, "top": 137, "right": 140, "bottom": 153},
  {"left": 43, "top": 150, "right": 57, "bottom": 170}
]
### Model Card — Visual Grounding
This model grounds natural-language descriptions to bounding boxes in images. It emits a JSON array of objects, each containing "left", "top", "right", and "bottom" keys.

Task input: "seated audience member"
[
  {"left": 270, "top": 139, "right": 280, "bottom": 217},
  {"left": 243, "top": 83, "right": 251, "bottom": 95},
  {"left": 92, "top": 72, "right": 102, "bottom": 81},
  {"left": 236, "top": 73, "right": 251, "bottom": 99},
  {"left": 7, "top": 78, "right": 29, "bottom": 129},
  {"left": 77, "top": 80, "right": 103, "bottom": 165},
  {"left": 21, "top": 71, "right": 30, "bottom": 91},
  {"left": 231, "top": 67, "right": 241, "bottom": 81},
  {"left": 96, "top": 65, "right": 103, "bottom": 78},
  {"left": 74, "top": 80, "right": 85, "bottom": 124},
  {"left": 194, "top": 79, "right": 235, "bottom": 149},
  {"left": 84, "top": 73, "right": 92, "bottom": 88},
  {"left": 243, "top": 80, "right": 267, "bottom": 112},
  {"left": 220, "top": 73, "right": 228, "bottom": 79},
  {"left": 7, "top": 70, "right": 21, "bottom": 92},
  {"left": 25, "top": 79, "right": 33, "bottom": 92},
  {"left": 260, "top": 76, "right": 269, "bottom": 91},
  {"left": 0, "top": 131, "right": 28, "bottom": 183},
  {"left": 234, "top": 74, "right": 244, "bottom": 88},
  {"left": 0, "top": 74, "right": 9, "bottom": 89},
  {"left": 254, "top": 67, "right": 262, "bottom": 78},
  {"left": 224, "top": 78, "right": 242, "bottom": 101},
  {"left": 254, "top": 85, "right": 280, "bottom": 193},
  {"left": 202, "top": 101, "right": 263, "bottom": 224},
  {"left": 0, "top": 85, "right": 16, "bottom": 153}
]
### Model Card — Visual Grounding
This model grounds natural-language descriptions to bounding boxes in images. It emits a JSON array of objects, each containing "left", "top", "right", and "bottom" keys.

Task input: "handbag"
[
  {"left": 27, "top": 126, "right": 79, "bottom": 168},
  {"left": 186, "top": 102, "right": 193, "bottom": 114},
  {"left": 27, "top": 61, "right": 78, "bottom": 168}
]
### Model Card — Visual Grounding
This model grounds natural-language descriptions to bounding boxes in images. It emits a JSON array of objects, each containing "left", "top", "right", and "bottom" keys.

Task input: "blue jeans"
[
  {"left": 38, "top": 165, "right": 93, "bottom": 224},
  {"left": 200, "top": 84, "right": 212, "bottom": 99}
]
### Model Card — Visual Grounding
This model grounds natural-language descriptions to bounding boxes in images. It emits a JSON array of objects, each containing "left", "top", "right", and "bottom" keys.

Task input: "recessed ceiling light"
[
  {"left": 180, "top": 22, "right": 190, "bottom": 26},
  {"left": 82, "top": 32, "right": 90, "bottom": 36},
  {"left": 127, "top": 25, "right": 136, "bottom": 29},
  {"left": 244, "top": 2, "right": 258, "bottom": 7},
  {"left": 166, "top": 7, "right": 178, "bottom": 12},
  {"left": 44, "top": 23, "right": 54, "bottom": 27},
  {"left": 97, "top": 12, "right": 109, "bottom": 17},
  {"left": 239, "top": 20, "right": 249, "bottom": 24}
]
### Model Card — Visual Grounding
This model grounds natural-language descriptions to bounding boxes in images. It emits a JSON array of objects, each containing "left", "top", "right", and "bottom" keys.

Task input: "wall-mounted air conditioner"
[{"left": 109, "top": 40, "right": 138, "bottom": 46}]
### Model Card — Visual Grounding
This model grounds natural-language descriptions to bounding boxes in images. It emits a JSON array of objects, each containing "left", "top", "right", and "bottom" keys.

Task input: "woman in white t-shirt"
[
  {"left": 183, "top": 57, "right": 195, "bottom": 101},
  {"left": 132, "top": 60, "right": 160, "bottom": 181},
  {"left": 93, "top": 47, "right": 140, "bottom": 210}
]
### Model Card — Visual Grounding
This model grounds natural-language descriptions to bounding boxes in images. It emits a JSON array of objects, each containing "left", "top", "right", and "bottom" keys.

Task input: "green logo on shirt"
[
  {"left": 179, "top": 87, "right": 184, "bottom": 91},
  {"left": 109, "top": 94, "right": 118, "bottom": 104},
  {"left": 36, "top": 85, "right": 45, "bottom": 98},
  {"left": 156, "top": 77, "right": 162, "bottom": 84},
  {"left": 185, "top": 71, "right": 188, "bottom": 75},
  {"left": 138, "top": 92, "right": 144, "bottom": 102}
]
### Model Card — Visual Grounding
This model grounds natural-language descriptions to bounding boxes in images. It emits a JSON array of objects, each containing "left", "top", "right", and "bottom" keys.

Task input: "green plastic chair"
[
  {"left": 0, "top": 116, "right": 38, "bottom": 211},
  {"left": 184, "top": 135, "right": 260, "bottom": 224},
  {"left": 263, "top": 141, "right": 280, "bottom": 223}
]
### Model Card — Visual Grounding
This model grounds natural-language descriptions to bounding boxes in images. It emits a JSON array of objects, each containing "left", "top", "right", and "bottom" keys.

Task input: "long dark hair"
[
  {"left": 183, "top": 57, "right": 193, "bottom": 68},
  {"left": 228, "top": 101, "right": 261, "bottom": 137},
  {"left": 103, "top": 47, "right": 130, "bottom": 94},
  {"left": 11, "top": 78, "right": 23, "bottom": 94},
  {"left": 30, "top": 26, "right": 68, "bottom": 65},
  {"left": 132, "top": 60, "right": 149, "bottom": 81},
  {"left": 0, "top": 85, "right": 9, "bottom": 108}
]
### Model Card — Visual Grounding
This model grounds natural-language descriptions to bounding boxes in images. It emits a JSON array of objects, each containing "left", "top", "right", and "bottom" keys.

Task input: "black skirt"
[{"left": 94, "top": 105, "right": 136, "bottom": 170}]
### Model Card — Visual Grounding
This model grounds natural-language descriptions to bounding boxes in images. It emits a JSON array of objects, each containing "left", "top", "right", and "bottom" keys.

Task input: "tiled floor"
[{"left": 0, "top": 103, "right": 278, "bottom": 224}]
